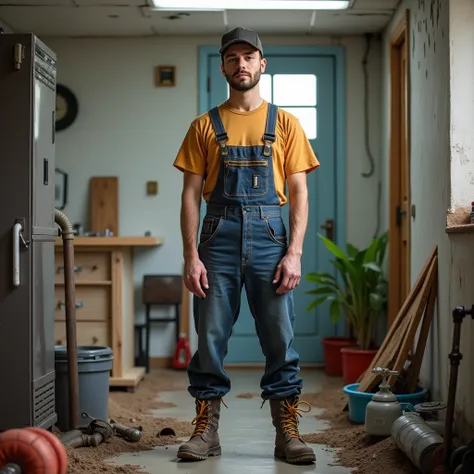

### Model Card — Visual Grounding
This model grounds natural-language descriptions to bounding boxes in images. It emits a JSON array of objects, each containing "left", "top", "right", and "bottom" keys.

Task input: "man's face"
[{"left": 220, "top": 43, "right": 266, "bottom": 92}]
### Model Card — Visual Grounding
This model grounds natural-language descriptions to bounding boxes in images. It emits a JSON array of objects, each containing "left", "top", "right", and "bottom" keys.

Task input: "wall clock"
[{"left": 55, "top": 84, "right": 78, "bottom": 132}]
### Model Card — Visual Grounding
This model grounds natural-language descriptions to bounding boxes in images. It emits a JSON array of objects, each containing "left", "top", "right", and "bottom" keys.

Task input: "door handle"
[
  {"left": 13, "top": 222, "right": 22, "bottom": 287},
  {"left": 320, "top": 219, "right": 334, "bottom": 241}
]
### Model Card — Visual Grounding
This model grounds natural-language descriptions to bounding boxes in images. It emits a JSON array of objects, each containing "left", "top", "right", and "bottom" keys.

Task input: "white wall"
[
  {"left": 449, "top": 0, "right": 474, "bottom": 212},
  {"left": 382, "top": 0, "right": 474, "bottom": 441},
  {"left": 41, "top": 33, "right": 382, "bottom": 358}
]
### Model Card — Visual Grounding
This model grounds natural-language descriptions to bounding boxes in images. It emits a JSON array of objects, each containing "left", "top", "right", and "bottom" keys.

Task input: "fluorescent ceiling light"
[{"left": 150, "top": 1, "right": 350, "bottom": 11}]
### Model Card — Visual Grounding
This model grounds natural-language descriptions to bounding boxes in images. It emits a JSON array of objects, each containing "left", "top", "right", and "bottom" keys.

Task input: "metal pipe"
[
  {"left": 54, "top": 208, "right": 79, "bottom": 429},
  {"left": 443, "top": 306, "right": 469, "bottom": 466}
]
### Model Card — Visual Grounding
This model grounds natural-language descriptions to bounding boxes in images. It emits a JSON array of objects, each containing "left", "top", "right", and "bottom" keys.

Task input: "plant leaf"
[
  {"left": 363, "top": 262, "right": 382, "bottom": 273},
  {"left": 329, "top": 299, "right": 340, "bottom": 324},
  {"left": 305, "top": 287, "right": 337, "bottom": 296},
  {"left": 305, "top": 296, "right": 329, "bottom": 312}
]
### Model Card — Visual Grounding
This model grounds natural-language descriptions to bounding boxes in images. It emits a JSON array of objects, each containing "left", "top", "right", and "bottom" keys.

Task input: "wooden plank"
[
  {"left": 356, "top": 256, "right": 437, "bottom": 393},
  {"left": 405, "top": 273, "right": 438, "bottom": 392},
  {"left": 111, "top": 250, "right": 123, "bottom": 379},
  {"left": 366, "top": 246, "right": 437, "bottom": 371},
  {"left": 90, "top": 176, "right": 119, "bottom": 235},
  {"left": 357, "top": 307, "right": 412, "bottom": 393},
  {"left": 109, "top": 367, "right": 145, "bottom": 388},
  {"left": 55, "top": 236, "right": 164, "bottom": 247},
  {"left": 387, "top": 256, "right": 437, "bottom": 386}
]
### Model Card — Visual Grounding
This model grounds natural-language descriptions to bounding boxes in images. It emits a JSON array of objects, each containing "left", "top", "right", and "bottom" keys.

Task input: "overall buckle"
[
  {"left": 218, "top": 140, "right": 229, "bottom": 156},
  {"left": 263, "top": 140, "right": 272, "bottom": 157}
]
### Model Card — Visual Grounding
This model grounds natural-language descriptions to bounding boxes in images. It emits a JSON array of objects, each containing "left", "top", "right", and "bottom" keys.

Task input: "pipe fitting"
[{"left": 54, "top": 208, "right": 75, "bottom": 240}]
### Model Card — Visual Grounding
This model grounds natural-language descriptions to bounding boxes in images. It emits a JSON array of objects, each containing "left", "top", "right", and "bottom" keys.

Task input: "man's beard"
[{"left": 226, "top": 69, "right": 261, "bottom": 92}]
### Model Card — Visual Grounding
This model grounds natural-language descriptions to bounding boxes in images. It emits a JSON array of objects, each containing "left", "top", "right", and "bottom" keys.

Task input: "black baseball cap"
[{"left": 219, "top": 27, "right": 264, "bottom": 56}]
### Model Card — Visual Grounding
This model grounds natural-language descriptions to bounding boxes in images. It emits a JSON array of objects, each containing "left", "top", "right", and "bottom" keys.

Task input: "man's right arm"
[
  {"left": 173, "top": 122, "right": 209, "bottom": 298},
  {"left": 180, "top": 171, "right": 203, "bottom": 261},
  {"left": 180, "top": 171, "right": 209, "bottom": 298}
]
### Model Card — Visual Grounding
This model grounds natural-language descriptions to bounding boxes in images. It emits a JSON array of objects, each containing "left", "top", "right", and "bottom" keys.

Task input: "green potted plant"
[{"left": 305, "top": 231, "right": 388, "bottom": 384}]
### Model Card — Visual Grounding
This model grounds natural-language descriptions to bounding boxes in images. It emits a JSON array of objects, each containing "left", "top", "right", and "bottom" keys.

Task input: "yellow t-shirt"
[{"left": 173, "top": 100, "right": 319, "bottom": 206}]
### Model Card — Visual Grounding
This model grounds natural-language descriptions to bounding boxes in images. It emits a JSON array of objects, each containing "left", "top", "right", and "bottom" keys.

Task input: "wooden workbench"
[{"left": 54, "top": 236, "right": 164, "bottom": 389}]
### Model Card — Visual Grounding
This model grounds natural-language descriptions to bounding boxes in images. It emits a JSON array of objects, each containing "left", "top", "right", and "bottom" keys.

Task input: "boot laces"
[
  {"left": 281, "top": 399, "right": 311, "bottom": 438},
  {"left": 191, "top": 400, "right": 210, "bottom": 436},
  {"left": 190, "top": 399, "right": 227, "bottom": 437}
]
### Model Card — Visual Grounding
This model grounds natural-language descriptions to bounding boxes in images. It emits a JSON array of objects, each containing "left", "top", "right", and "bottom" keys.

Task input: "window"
[
  {"left": 226, "top": 73, "right": 318, "bottom": 139},
  {"left": 273, "top": 74, "right": 317, "bottom": 106}
]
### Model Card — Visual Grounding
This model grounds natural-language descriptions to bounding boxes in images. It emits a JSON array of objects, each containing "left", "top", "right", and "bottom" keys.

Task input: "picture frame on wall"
[
  {"left": 155, "top": 66, "right": 176, "bottom": 87},
  {"left": 55, "top": 168, "right": 68, "bottom": 210}
]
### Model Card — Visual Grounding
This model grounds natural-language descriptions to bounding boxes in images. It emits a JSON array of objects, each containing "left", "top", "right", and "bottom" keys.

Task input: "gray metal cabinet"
[{"left": 0, "top": 33, "right": 58, "bottom": 430}]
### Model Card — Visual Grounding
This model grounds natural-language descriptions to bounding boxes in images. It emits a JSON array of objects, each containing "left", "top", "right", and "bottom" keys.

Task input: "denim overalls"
[{"left": 187, "top": 103, "right": 303, "bottom": 401}]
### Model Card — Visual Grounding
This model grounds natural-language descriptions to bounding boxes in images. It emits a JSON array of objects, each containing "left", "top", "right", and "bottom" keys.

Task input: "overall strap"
[
  {"left": 208, "top": 106, "right": 229, "bottom": 156},
  {"left": 263, "top": 103, "right": 278, "bottom": 156}
]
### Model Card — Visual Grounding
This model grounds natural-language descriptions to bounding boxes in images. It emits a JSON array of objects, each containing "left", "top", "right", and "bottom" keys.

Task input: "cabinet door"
[{"left": 32, "top": 239, "right": 55, "bottom": 381}]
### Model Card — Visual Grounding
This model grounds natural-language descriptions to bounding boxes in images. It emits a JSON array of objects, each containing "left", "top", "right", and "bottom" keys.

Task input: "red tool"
[{"left": 173, "top": 332, "right": 192, "bottom": 369}]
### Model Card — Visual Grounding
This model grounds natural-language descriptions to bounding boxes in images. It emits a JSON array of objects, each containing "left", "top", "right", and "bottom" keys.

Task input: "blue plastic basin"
[{"left": 343, "top": 382, "right": 428, "bottom": 424}]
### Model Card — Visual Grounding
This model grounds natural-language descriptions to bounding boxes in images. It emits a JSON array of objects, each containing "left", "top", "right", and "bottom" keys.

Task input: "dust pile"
[
  {"left": 446, "top": 207, "right": 471, "bottom": 228},
  {"left": 301, "top": 378, "right": 419, "bottom": 474},
  {"left": 65, "top": 369, "right": 193, "bottom": 474}
]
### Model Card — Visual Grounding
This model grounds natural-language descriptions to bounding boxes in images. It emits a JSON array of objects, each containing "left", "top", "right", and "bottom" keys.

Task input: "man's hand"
[
  {"left": 272, "top": 251, "right": 301, "bottom": 295},
  {"left": 184, "top": 257, "right": 209, "bottom": 298}
]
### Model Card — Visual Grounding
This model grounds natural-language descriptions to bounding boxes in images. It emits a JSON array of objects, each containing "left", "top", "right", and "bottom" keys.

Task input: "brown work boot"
[
  {"left": 177, "top": 398, "right": 222, "bottom": 461},
  {"left": 269, "top": 396, "right": 316, "bottom": 464}
]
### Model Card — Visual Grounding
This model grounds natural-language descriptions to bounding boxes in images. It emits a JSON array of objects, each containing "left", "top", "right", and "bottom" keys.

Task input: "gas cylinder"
[{"left": 364, "top": 367, "right": 402, "bottom": 436}]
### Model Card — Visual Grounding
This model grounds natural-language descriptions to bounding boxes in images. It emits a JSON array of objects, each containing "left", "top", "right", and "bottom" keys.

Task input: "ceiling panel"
[
  {"left": 0, "top": 0, "right": 400, "bottom": 37},
  {"left": 0, "top": 0, "right": 72, "bottom": 5},
  {"left": 0, "top": 6, "right": 154, "bottom": 36},
  {"left": 149, "top": 11, "right": 227, "bottom": 35},
  {"left": 225, "top": 11, "right": 312, "bottom": 34},
  {"left": 74, "top": 0, "right": 143, "bottom": 5},
  {"left": 354, "top": 0, "right": 400, "bottom": 9}
]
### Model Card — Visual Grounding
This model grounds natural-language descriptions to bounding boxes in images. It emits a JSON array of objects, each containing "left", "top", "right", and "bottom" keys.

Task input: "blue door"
[{"left": 198, "top": 46, "right": 346, "bottom": 364}]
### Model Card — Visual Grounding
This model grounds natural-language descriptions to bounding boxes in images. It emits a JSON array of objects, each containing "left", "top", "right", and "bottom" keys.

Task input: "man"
[{"left": 173, "top": 27, "right": 319, "bottom": 464}]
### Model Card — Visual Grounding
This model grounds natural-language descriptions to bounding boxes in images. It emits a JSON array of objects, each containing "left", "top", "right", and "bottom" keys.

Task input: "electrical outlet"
[{"left": 147, "top": 181, "right": 158, "bottom": 196}]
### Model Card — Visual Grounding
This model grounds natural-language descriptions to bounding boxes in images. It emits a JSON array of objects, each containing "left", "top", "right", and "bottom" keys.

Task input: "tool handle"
[{"left": 111, "top": 421, "right": 142, "bottom": 442}]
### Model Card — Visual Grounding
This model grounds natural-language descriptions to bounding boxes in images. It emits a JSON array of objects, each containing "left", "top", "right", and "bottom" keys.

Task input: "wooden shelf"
[
  {"left": 54, "top": 236, "right": 162, "bottom": 389},
  {"left": 55, "top": 280, "right": 112, "bottom": 286},
  {"left": 55, "top": 236, "right": 164, "bottom": 248},
  {"left": 110, "top": 367, "right": 146, "bottom": 390},
  {"left": 446, "top": 224, "right": 474, "bottom": 234}
]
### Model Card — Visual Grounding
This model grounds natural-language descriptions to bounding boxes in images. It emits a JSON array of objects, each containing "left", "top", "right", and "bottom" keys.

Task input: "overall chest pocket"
[{"left": 223, "top": 159, "right": 268, "bottom": 197}]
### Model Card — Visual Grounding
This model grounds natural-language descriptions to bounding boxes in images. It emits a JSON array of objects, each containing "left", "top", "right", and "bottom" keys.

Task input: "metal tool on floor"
[
  {"left": 391, "top": 411, "right": 444, "bottom": 474},
  {"left": 59, "top": 412, "right": 142, "bottom": 448},
  {"left": 413, "top": 402, "right": 446, "bottom": 436},
  {"left": 0, "top": 427, "right": 68, "bottom": 474},
  {"left": 365, "top": 367, "right": 403, "bottom": 436}
]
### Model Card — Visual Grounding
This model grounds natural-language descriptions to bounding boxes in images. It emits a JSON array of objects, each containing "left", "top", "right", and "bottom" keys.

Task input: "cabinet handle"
[
  {"left": 57, "top": 300, "right": 84, "bottom": 310},
  {"left": 12, "top": 223, "right": 22, "bottom": 287}
]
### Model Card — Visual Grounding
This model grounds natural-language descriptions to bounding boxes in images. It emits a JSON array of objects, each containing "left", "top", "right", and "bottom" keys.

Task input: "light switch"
[{"left": 147, "top": 181, "right": 158, "bottom": 195}]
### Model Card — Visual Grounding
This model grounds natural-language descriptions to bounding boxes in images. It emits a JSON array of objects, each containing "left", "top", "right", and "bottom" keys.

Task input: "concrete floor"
[{"left": 107, "top": 369, "right": 352, "bottom": 473}]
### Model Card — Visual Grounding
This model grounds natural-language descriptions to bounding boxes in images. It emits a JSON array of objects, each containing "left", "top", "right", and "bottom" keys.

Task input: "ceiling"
[{"left": 0, "top": 0, "right": 401, "bottom": 37}]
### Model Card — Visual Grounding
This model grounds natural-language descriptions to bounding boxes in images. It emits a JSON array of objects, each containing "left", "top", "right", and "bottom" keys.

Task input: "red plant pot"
[
  {"left": 340, "top": 346, "right": 378, "bottom": 384},
  {"left": 322, "top": 337, "right": 358, "bottom": 376}
]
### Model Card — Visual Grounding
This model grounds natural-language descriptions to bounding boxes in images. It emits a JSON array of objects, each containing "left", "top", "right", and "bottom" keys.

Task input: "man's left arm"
[
  {"left": 273, "top": 172, "right": 308, "bottom": 294},
  {"left": 272, "top": 114, "right": 319, "bottom": 295}
]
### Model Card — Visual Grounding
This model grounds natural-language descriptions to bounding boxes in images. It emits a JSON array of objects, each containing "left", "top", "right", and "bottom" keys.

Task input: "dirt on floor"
[
  {"left": 64, "top": 370, "right": 193, "bottom": 474},
  {"left": 64, "top": 370, "right": 422, "bottom": 474},
  {"left": 301, "top": 377, "right": 420, "bottom": 474}
]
